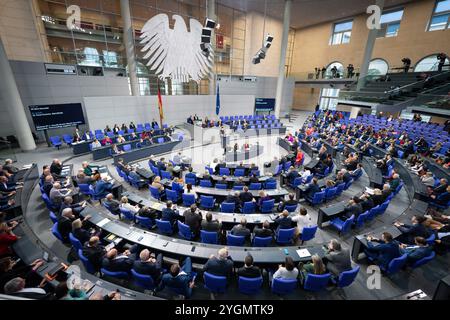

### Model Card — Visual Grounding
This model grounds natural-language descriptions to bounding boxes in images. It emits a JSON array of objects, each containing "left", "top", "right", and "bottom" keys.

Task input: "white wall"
[{"left": 83, "top": 95, "right": 255, "bottom": 131}]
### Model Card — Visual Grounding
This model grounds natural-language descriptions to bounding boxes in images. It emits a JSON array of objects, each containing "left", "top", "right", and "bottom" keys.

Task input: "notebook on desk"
[{"left": 296, "top": 249, "right": 311, "bottom": 259}]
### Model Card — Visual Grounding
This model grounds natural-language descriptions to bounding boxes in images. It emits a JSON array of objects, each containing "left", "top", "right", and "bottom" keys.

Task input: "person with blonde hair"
[
  {"left": 203, "top": 247, "right": 234, "bottom": 282},
  {"left": 152, "top": 176, "right": 164, "bottom": 191},
  {"left": 298, "top": 254, "right": 327, "bottom": 284},
  {"left": 120, "top": 196, "right": 140, "bottom": 214}
]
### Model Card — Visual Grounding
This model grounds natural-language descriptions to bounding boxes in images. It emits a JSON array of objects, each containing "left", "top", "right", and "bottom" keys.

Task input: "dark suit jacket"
[
  {"left": 230, "top": 225, "right": 251, "bottom": 238},
  {"left": 203, "top": 257, "right": 233, "bottom": 279},
  {"left": 201, "top": 220, "right": 221, "bottom": 233},
  {"left": 82, "top": 244, "right": 106, "bottom": 271},
  {"left": 398, "top": 223, "right": 430, "bottom": 244},
  {"left": 275, "top": 216, "right": 293, "bottom": 230},
  {"left": 102, "top": 256, "right": 134, "bottom": 272},
  {"left": 237, "top": 265, "right": 261, "bottom": 278},
  {"left": 183, "top": 210, "right": 202, "bottom": 233},
  {"left": 162, "top": 208, "right": 179, "bottom": 225},
  {"left": 239, "top": 192, "right": 254, "bottom": 203},
  {"left": 133, "top": 256, "right": 162, "bottom": 281},
  {"left": 57, "top": 216, "right": 72, "bottom": 242},
  {"left": 304, "top": 183, "right": 321, "bottom": 199},
  {"left": 367, "top": 240, "right": 401, "bottom": 269},
  {"left": 73, "top": 227, "right": 91, "bottom": 245},
  {"left": 253, "top": 227, "right": 273, "bottom": 238}
]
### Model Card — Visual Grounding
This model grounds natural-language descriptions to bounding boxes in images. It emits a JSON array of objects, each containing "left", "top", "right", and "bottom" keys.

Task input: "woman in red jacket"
[
  {"left": 0, "top": 222, "right": 18, "bottom": 258},
  {"left": 295, "top": 148, "right": 305, "bottom": 167}
]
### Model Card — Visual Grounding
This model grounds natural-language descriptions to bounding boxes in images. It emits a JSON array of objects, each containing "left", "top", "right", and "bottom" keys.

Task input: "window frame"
[
  {"left": 376, "top": 8, "right": 404, "bottom": 38},
  {"left": 427, "top": 0, "right": 450, "bottom": 31},
  {"left": 330, "top": 19, "right": 353, "bottom": 45}
]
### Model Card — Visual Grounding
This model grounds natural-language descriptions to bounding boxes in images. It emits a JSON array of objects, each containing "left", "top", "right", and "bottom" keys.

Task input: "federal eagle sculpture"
[{"left": 140, "top": 14, "right": 214, "bottom": 83}]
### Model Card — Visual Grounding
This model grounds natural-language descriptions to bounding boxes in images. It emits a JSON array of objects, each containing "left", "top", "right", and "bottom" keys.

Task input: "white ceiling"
[{"left": 216, "top": 0, "right": 421, "bottom": 29}]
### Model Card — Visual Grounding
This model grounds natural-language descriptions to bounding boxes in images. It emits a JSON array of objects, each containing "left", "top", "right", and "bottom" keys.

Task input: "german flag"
[{"left": 157, "top": 84, "right": 164, "bottom": 126}]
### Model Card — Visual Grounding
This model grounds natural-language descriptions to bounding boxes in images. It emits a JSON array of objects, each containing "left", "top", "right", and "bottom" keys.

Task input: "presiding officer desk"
[
  {"left": 79, "top": 205, "right": 327, "bottom": 267},
  {"left": 192, "top": 186, "right": 289, "bottom": 201}
]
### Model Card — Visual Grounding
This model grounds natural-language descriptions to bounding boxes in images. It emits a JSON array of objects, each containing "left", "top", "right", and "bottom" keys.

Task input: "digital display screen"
[
  {"left": 29, "top": 103, "right": 85, "bottom": 131},
  {"left": 255, "top": 98, "right": 275, "bottom": 112}
]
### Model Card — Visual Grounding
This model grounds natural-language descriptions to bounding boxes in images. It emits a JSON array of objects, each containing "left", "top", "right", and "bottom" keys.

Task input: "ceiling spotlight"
[
  {"left": 264, "top": 34, "right": 274, "bottom": 48},
  {"left": 204, "top": 18, "right": 216, "bottom": 29}
]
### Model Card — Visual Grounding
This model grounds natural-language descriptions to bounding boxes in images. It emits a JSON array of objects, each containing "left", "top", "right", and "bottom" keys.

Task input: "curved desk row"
[
  {"left": 233, "top": 127, "right": 287, "bottom": 138},
  {"left": 122, "top": 190, "right": 278, "bottom": 226},
  {"left": 111, "top": 140, "right": 183, "bottom": 164},
  {"left": 80, "top": 206, "right": 325, "bottom": 266},
  {"left": 91, "top": 135, "right": 173, "bottom": 161},
  {"left": 13, "top": 164, "right": 154, "bottom": 300},
  {"left": 192, "top": 185, "right": 289, "bottom": 200},
  {"left": 72, "top": 129, "right": 168, "bottom": 155},
  {"left": 195, "top": 173, "right": 270, "bottom": 184}
]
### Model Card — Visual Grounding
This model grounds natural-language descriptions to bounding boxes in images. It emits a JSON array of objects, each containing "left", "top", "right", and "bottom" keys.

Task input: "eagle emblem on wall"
[{"left": 140, "top": 14, "right": 214, "bottom": 83}]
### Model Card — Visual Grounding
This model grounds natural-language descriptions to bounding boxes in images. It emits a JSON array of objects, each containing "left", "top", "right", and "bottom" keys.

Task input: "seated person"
[
  {"left": 72, "top": 218, "right": 94, "bottom": 245},
  {"left": 421, "top": 172, "right": 436, "bottom": 187},
  {"left": 389, "top": 174, "right": 401, "bottom": 191},
  {"left": 249, "top": 174, "right": 259, "bottom": 184},
  {"left": 256, "top": 191, "right": 272, "bottom": 210},
  {"left": 239, "top": 186, "right": 254, "bottom": 204},
  {"left": 394, "top": 215, "right": 431, "bottom": 245},
  {"left": 91, "top": 139, "right": 102, "bottom": 149},
  {"left": 224, "top": 191, "right": 241, "bottom": 212},
  {"left": 59, "top": 196, "right": 86, "bottom": 216},
  {"left": 183, "top": 204, "right": 202, "bottom": 237},
  {"left": 253, "top": 220, "right": 273, "bottom": 238},
  {"left": 274, "top": 210, "right": 293, "bottom": 232},
  {"left": 233, "top": 177, "right": 245, "bottom": 188},
  {"left": 101, "top": 247, "right": 137, "bottom": 273},
  {"left": 57, "top": 208, "right": 91, "bottom": 243},
  {"left": 94, "top": 177, "right": 113, "bottom": 196},
  {"left": 277, "top": 193, "right": 297, "bottom": 212},
  {"left": 322, "top": 239, "right": 352, "bottom": 277},
  {"left": 151, "top": 176, "right": 165, "bottom": 193},
  {"left": 49, "top": 182, "right": 70, "bottom": 209},
  {"left": 156, "top": 257, "right": 195, "bottom": 299},
  {"left": 304, "top": 178, "right": 321, "bottom": 200},
  {"left": 133, "top": 249, "right": 163, "bottom": 282},
  {"left": 359, "top": 194, "right": 374, "bottom": 212},
  {"left": 430, "top": 185, "right": 450, "bottom": 206},
  {"left": 237, "top": 254, "right": 261, "bottom": 278},
  {"left": 201, "top": 212, "right": 222, "bottom": 234},
  {"left": 365, "top": 232, "right": 401, "bottom": 270},
  {"left": 350, "top": 163, "right": 363, "bottom": 178},
  {"left": 4, "top": 277, "right": 48, "bottom": 300},
  {"left": 0, "top": 222, "right": 18, "bottom": 258},
  {"left": 434, "top": 224, "right": 450, "bottom": 255},
  {"left": 120, "top": 196, "right": 140, "bottom": 214},
  {"left": 230, "top": 218, "right": 251, "bottom": 239},
  {"left": 104, "top": 193, "right": 121, "bottom": 215},
  {"left": 116, "top": 158, "right": 131, "bottom": 174},
  {"left": 203, "top": 248, "right": 234, "bottom": 282},
  {"left": 286, "top": 167, "right": 300, "bottom": 185},
  {"left": 343, "top": 196, "right": 363, "bottom": 219},
  {"left": 75, "top": 171, "right": 92, "bottom": 185},
  {"left": 291, "top": 208, "right": 312, "bottom": 237},
  {"left": 298, "top": 254, "right": 327, "bottom": 285},
  {"left": 82, "top": 236, "right": 106, "bottom": 271},
  {"left": 368, "top": 188, "right": 384, "bottom": 206},
  {"left": 0, "top": 257, "right": 45, "bottom": 294},
  {"left": 399, "top": 236, "right": 433, "bottom": 265},
  {"left": 161, "top": 201, "right": 179, "bottom": 226},
  {"left": 273, "top": 256, "right": 298, "bottom": 280}
]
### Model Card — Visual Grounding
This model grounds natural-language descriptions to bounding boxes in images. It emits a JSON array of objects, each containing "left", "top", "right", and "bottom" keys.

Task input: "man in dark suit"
[
  {"left": 157, "top": 158, "right": 167, "bottom": 172},
  {"left": 239, "top": 186, "right": 254, "bottom": 204},
  {"left": 237, "top": 254, "right": 261, "bottom": 278},
  {"left": 183, "top": 204, "right": 202, "bottom": 237},
  {"left": 253, "top": 220, "right": 273, "bottom": 238},
  {"left": 343, "top": 196, "right": 363, "bottom": 219},
  {"left": 57, "top": 208, "right": 90, "bottom": 243},
  {"left": 59, "top": 196, "right": 86, "bottom": 216},
  {"left": 215, "top": 161, "right": 226, "bottom": 175},
  {"left": 400, "top": 236, "right": 433, "bottom": 265},
  {"left": 274, "top": 210, "right": 293, "bottom": 232},
  {"left": 104, "top": 193, "right": 121, "bottom": 216},
  {"left": 286, "top": 167, "right": 300, "bottom": 185},
  {"left": 161, "top": 201, "right": 179, "bottom": 226},
  {"left": 365, "top": 232, "right": 401, "bottom": 270},
  {"left": 230, "top": 218, "right": 251, "bottom": 239},
  {"left": 225, "top": 191, "right": 241, "bottom": 212},
  {"left": 304, "top": 178, "right": 321, "bottom": 200},
  {"left": 82, "top": 236, "right": 106, "bottom": 271},
  {"left": 323, "top": 239, "right": 352, "bottom": 277},
  {"left": 201, "top": 212, "right": 222, "bottom": 233},
  {"left": 151, "top": 119, "right": 158, "bottom": 128},
  {"left": 432, "top": 178, "right": 448, "bottom": 196},
  {"left": 156, "top": 258, "right": 195, "bottom": 298},
  {"left": 203, "top": 248, "right": 234, "bottom": 282},
  {"left": 50, "top": 159, "right": 63, "bottom": 179},
  {"left": 133, "top": 249, "right": 163, "bottom": 282},
  {"left": 277, "top": 193, "right": 297, "bottom": 212},
  {"left": 249, "top": 174, "right": 259, "bottom": 184},
  {"left": 0, "top": 176, "right": 18, "bottom": 194},
  {"left": 394, "top": 215, "right": 431, "bottom": 245},
  {"left": 42, "top": 175, "right": 54, "bottom": 196},
  {"left": 102, "top": 247, "right": 136, "bottom": 273}
]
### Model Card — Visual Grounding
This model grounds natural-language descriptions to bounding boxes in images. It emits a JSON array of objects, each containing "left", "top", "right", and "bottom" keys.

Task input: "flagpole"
[{"left": 157, "top": 78, "right": 163, "bottom": 130}]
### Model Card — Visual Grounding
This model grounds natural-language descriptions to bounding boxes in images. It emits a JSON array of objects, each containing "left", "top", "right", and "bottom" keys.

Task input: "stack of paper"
[{"left": 296, "top": 249, "right": 311, "bottom": 258}]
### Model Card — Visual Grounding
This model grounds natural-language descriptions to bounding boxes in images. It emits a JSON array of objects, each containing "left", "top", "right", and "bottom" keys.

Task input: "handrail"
[{"left": 385, "top": 70, "right": 450, "bottom": 94}]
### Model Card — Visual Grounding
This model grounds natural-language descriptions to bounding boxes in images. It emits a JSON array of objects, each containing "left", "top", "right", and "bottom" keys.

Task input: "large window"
[
  {"left": 414, "top": 54, "right": 450, "bottom": 72},
  {"left": 330, "top": 20, "right": 353, "bottom": 45},
  {"left": 428, "top": 0, "right": 450, "bottom": 31},
  {"left": 368, "top": 59, "right": 389, "bottom": 75},
  {"left": 377, "top": 9, "right": 404, "bottom": 38},
  {"left": 319, "top": 88, "right": 340, "bottom": 110},
  {"left": 325, "top": 62, "right": 344, "bottom": 78}
]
